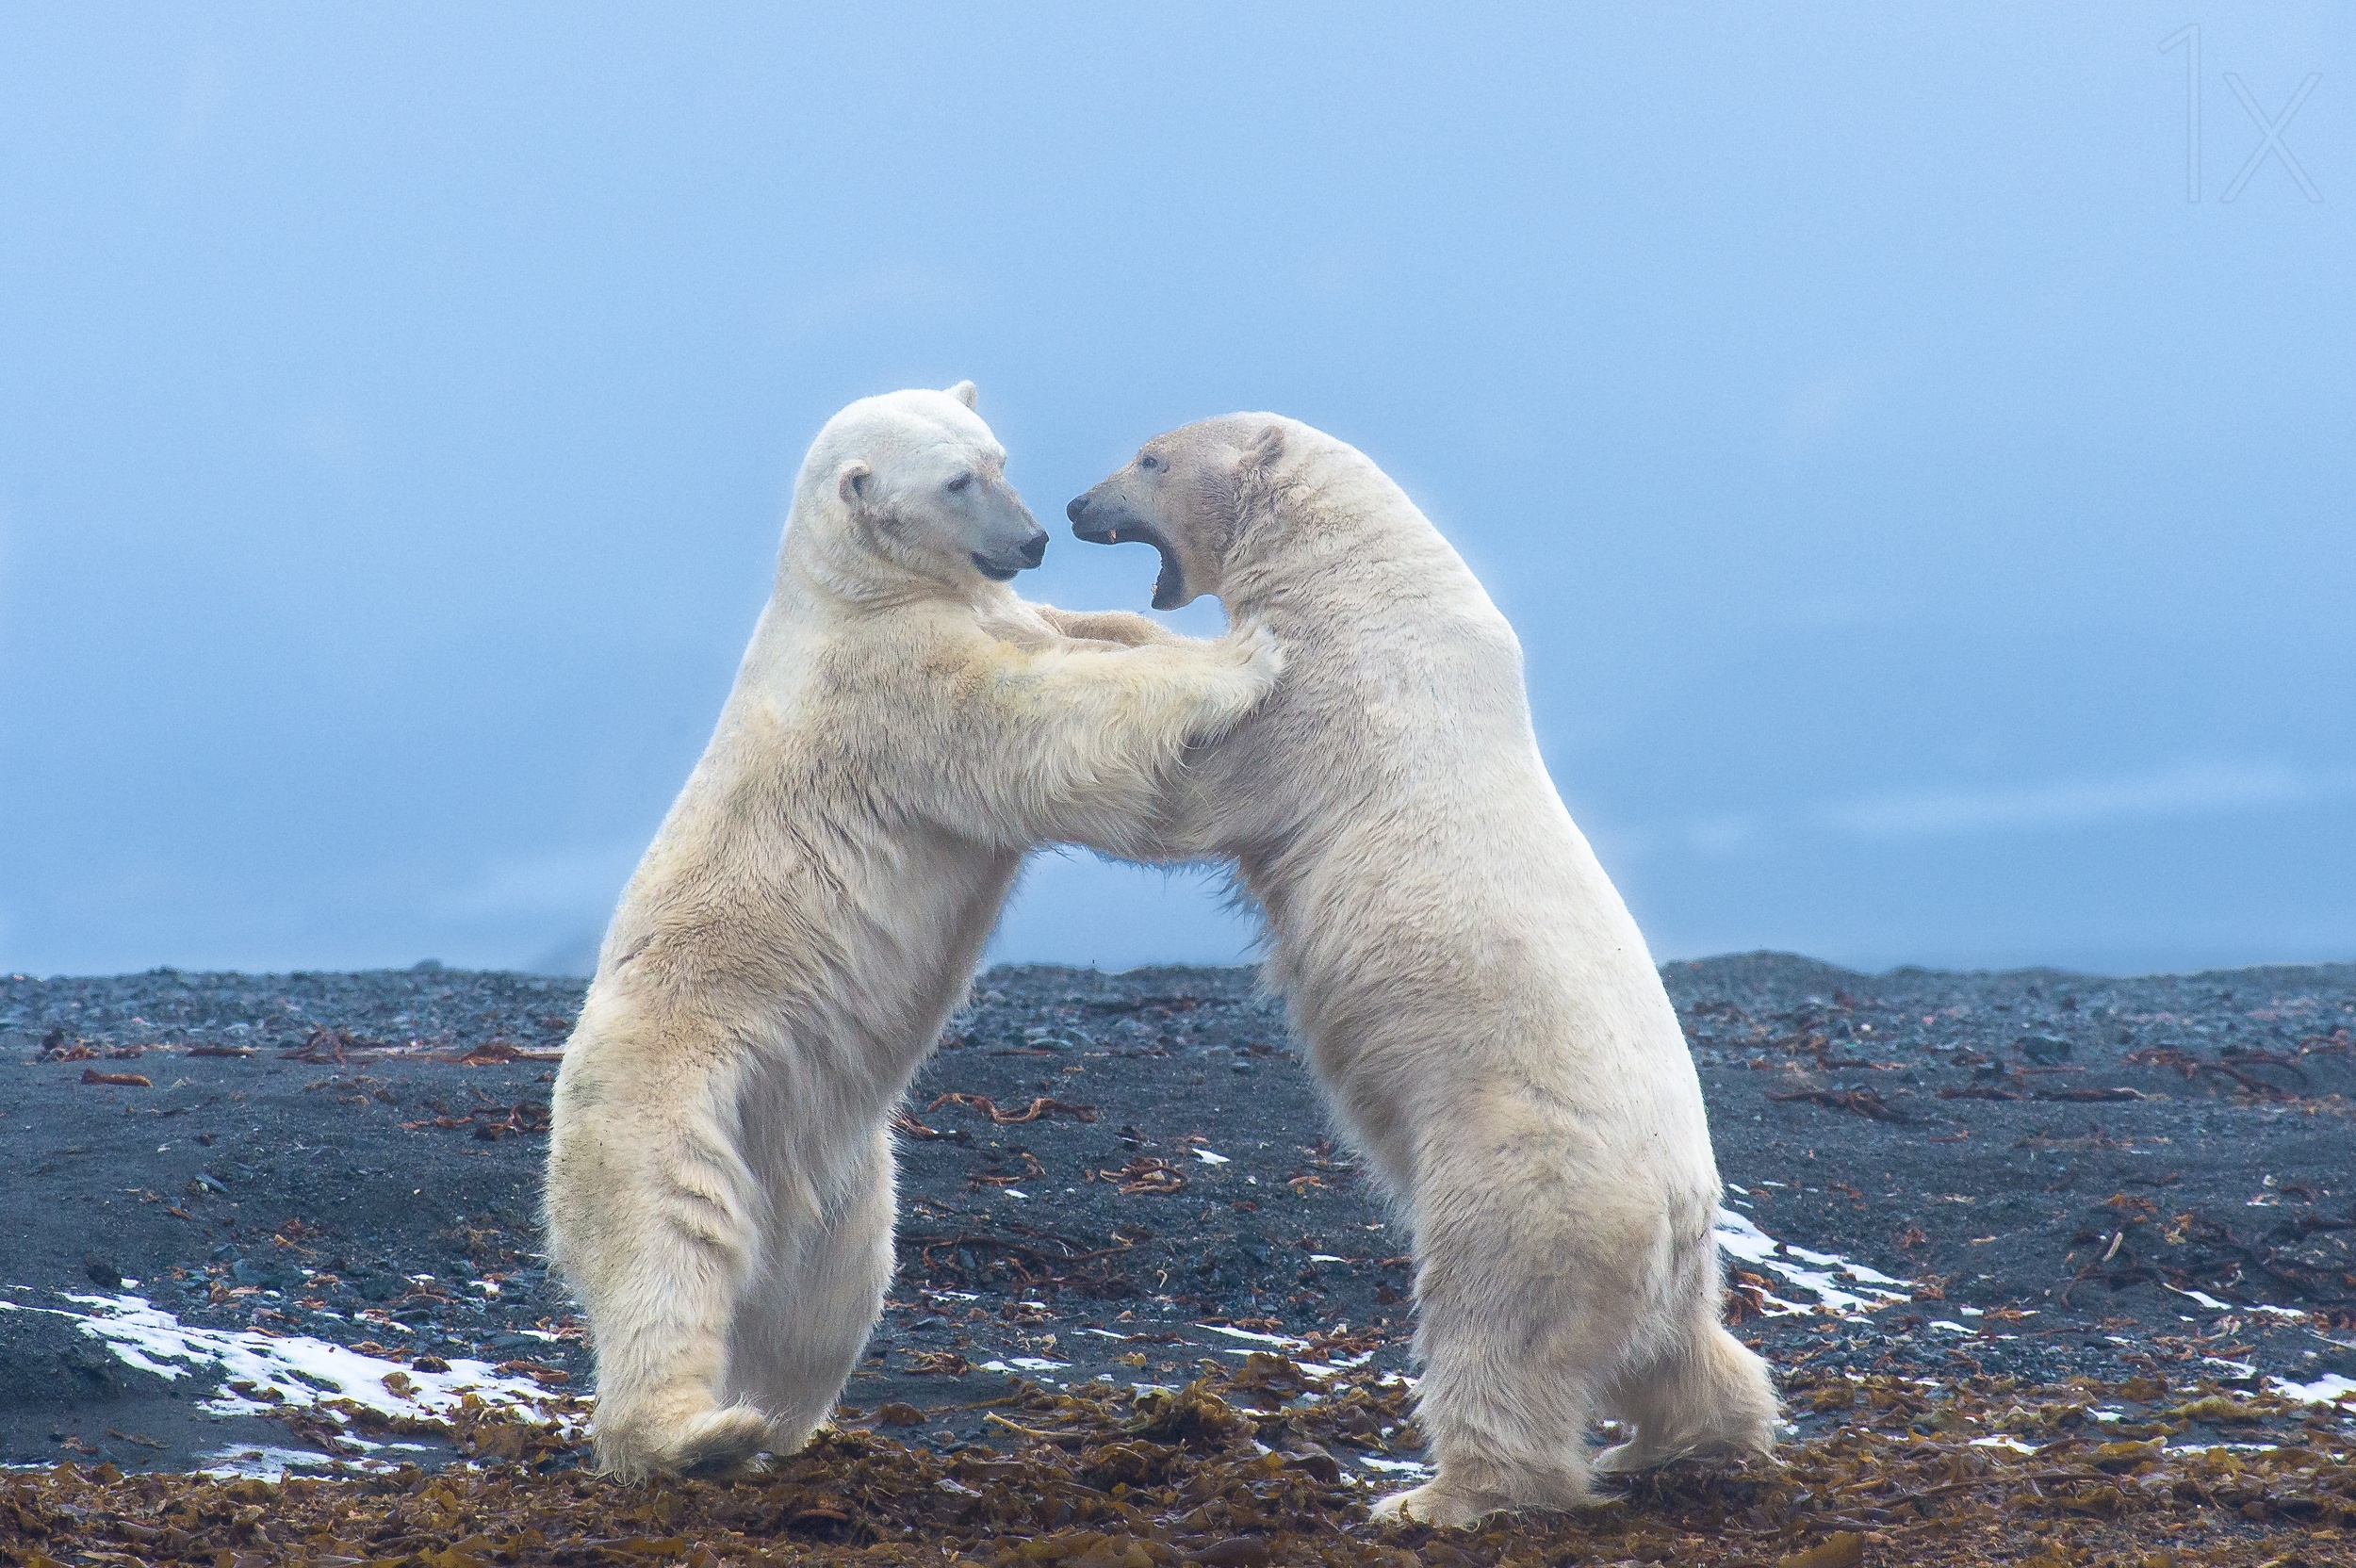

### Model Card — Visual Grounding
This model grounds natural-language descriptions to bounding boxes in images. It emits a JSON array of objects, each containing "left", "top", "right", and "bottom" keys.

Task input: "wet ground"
[{"left": 3, "top": 953, "right": 2350, "bottom": 1479}]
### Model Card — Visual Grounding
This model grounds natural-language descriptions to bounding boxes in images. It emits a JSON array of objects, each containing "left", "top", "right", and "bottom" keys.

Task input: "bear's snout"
[
  {"left": 1066, "top": 490, "right": 1122, "bottom": 543},
  {"left": 1020, "top": 529, "right": 1048, "bottom": 568}
]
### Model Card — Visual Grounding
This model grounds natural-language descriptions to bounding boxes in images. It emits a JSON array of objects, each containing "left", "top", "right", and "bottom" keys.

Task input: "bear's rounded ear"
[
  {"left": 1244, "top": 423, "right": 1285, "bottom": 469},
  {"left": 945, "top": 380, "right": 978, "bottom": 410},
  {"left": 837, "top": 460, "right": 873, "bottom": 507}
]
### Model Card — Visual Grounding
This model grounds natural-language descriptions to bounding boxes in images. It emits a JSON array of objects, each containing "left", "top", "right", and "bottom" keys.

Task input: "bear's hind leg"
[
  {"left": 548, "top": 1044, "right": 776, "bottom": 1480},
  {"left": 1370, "top": 1157, "right": 1621, "bottom": 1527},
  {"left": 1594, "top": 1308, "right": 1779, "bottom": 1475},
  {"left": 725, "top": 1122, "right": 897, "bottom": 1457}
]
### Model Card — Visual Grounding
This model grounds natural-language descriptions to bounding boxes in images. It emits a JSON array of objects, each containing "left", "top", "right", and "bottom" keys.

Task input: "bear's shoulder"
[{"left": 782, "top": 596, "right": 1039, "bottom": 708}]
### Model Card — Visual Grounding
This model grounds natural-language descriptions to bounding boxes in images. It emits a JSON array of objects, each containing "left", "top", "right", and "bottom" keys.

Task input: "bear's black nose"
[
  {"left": 1021, "top": 530, "right": 1049, "bottom": 567},
  {"left": 1065, "top": 496, "right": 1088, "bottom": 523}
]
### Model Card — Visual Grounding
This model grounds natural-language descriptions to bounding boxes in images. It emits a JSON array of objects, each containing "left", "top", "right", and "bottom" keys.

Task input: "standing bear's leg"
[
  {"left": 546, "top": 1037, "right": 775, "bottom": 1478},
  {"left": 723, "top": 1122, "right": 898, "bottom": 1456},
  {"left": 1368, "top": 1101, "right": 1663, "bottom": 1527},
  {"left": 1593, "top": 1248, "right": 1779, "bottom": 1474}
]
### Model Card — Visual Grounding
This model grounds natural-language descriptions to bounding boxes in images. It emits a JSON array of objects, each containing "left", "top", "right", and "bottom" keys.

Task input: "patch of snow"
[
  {"left": 2167, "top": 1285, "right": 2236, "bottom": 1312},
  {"left": 1196, "top": 1323, "right": 1308, "bottom": 1350},
  {"left": 1971, "top": 1435, "right": 2039, "bottom": 1453},
  {"left": 1777, "top": 1242, "right": 1909, "bottom": 1288},
  {"left": 197, "top": 1445, "right": 362, "bottom": 1479},
  {"left": 1305, "top": 1350, "right": 1376, "bottom": 1378},
  {"left": 47, "top": 1293, "right": 571, "bottom": 1434},
  {"left": 2272, "top": 1373, "right": 2356, "bottom": 1405},
  {"left": 1191, "top": 1149, "right": 1231, "bottom": 1165},
  {"left": 1712, "top": 1208, "right": 1917, "bottom": 1317}
]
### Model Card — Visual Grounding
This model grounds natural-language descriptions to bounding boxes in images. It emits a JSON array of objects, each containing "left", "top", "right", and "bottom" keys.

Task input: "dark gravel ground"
[{"left": 3, "top": 953, "right": 2351, "bottom": 1478}]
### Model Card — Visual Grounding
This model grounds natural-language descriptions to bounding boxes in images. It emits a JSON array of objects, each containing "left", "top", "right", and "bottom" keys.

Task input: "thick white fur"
[
  {"left": 545, "top": 387, "right": 1280, "bottom": 1479},
  {"left": 1071, "top": 416, "right": 1778, "bottom": 1526}
]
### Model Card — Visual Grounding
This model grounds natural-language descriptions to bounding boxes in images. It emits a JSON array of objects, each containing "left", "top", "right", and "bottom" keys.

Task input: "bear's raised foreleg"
[
  {"left": 1028, "top": 605, "right": 1184, "bottom": 647},
  {"left": 917, "top": 624, "right": 1281, "bottom": 860}
]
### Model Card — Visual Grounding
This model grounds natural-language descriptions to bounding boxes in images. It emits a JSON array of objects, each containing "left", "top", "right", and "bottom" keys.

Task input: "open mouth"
[
  {"left": 970, "top": 552, "right": 1026, "bottom": 581},
  {"left": 1074, "top": 517, "right": 1186, "bottom": 610}
]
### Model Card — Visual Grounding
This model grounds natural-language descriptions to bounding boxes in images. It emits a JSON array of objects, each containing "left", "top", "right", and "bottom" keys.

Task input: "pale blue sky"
[{"left": 2, "top": 5, "right": 2349, "bottom": 978}]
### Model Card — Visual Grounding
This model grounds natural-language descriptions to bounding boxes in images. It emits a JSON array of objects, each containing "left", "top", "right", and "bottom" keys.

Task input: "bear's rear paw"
[
  {"left": 1371, "top": 1458, "right": 1595, "bottom": 1528},
  {"left": 1372, "top": 1478, "right": 1568, "bottom": 1529},
  {"left": 1590, "top": 1439, "right": 1678, "bottom": 1476},
  {"left": 1592, "top": 1434, "right": 1777, "bottom": 1476},
  {"left": 670, "top": 1405, "right": 775, "bottom": 1476},
  {"left": 1371, "top": 1481, "right": 1502, "bottom": 1530},
  {"left": 598, "top": 1404, "right": 774, "bottom": 1479}
]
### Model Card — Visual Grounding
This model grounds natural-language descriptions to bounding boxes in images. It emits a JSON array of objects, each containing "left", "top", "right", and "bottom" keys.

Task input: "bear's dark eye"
[
  {"left": 945, "top": 473, "right": 972, "bottom": 493},
  {"left": 1138, "top": 453, "right": 1159, "bottom": 472}
]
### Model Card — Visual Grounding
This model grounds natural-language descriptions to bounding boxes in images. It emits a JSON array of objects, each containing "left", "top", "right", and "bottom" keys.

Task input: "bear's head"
[
  {"left": 792, "top": 382, "right": 1050, "bottom": 598},
  {"left": 1064, "top": 415, "right": 1289, "bottom": 610}
]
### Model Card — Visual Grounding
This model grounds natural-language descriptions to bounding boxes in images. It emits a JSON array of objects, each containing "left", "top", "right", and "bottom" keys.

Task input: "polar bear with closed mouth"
[
  {"left": 1068, "top": 416, "right": 1777, "bottom": 1526},
  {"left": 545, "top": 384, "right": 1281, "bottom": 1479}
]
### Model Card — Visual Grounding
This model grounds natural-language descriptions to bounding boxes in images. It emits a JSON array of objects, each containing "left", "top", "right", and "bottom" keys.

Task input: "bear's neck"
[
  {"left": 1221, "top": 491, "right": 1479, "bottom": 642},
  {"left": 777, "top": 517, "right": 989, "bottom": 617}
]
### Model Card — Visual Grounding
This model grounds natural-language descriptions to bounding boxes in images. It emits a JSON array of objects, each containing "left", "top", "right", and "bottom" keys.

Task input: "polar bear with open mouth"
[{"left": 1069, "top": 416, "right": 1776, "bottom": 1526}]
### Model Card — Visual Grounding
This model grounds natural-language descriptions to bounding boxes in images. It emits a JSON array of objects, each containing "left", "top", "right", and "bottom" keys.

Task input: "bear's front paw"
[
  {"left": 1231, "top": 621, "right": 1284, "bottom": 681},
  {"left": 1176, "top": 624, "right": 1284, "bottom": 741},
  {"left": 1211, "top": 623, "right": 1284, "bottom": 714}
]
